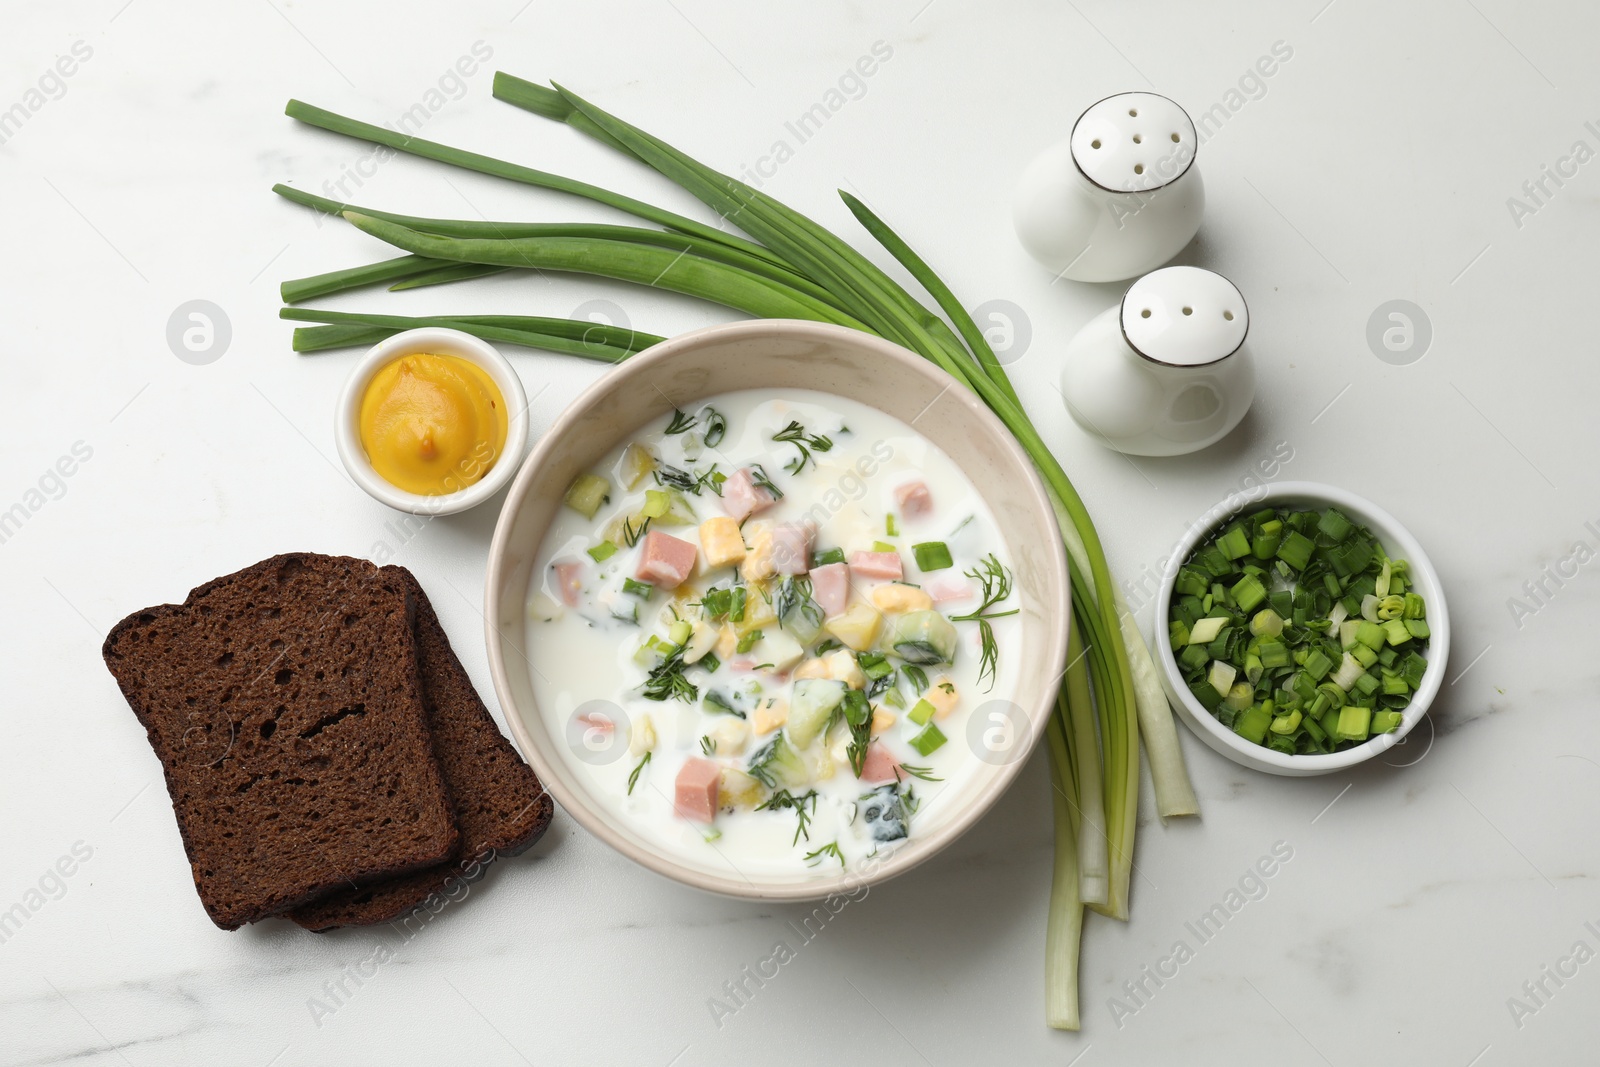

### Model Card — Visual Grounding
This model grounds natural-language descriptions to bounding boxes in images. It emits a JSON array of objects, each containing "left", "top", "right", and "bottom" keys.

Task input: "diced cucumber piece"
[
  {"left": 788, "top": 679, "right": 848, "bottom": 747},
  {"left": 564, "top": 473, "right": 609, "bottom": 518},
  {"left": 860, "top": 784, "right": 907, "bottom": 842},
  {"left": 888, "top": 610, "right": 957, "bottom": 665},
  {"left": 753, "top": 630, "right": 805, "bottom": 673},
  {"left": 616, "top": 442, "right": 656, "bottom": 489},
  {"left": 746, "top": 735, "right": 810, "bottom": 789},
  {"left": 642, "top": 489, "right": 671, "bottom": 518}
]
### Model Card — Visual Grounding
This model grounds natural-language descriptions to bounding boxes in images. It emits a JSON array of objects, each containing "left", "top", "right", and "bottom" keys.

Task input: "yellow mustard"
[{"left": 358, "top": 353, "right": 507, "bottom": 495}]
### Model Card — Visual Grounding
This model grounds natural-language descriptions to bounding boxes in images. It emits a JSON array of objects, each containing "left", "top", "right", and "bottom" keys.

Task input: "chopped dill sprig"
[
  {"left": 772, "top": 420, "right": 833, "bottom": 474},
  {"left": 950, "top": 554, "right": 1019, "bottom": 691},
  {"left": 621, "top": 515, "right": 652, "bottom": 548},
  {"left": 641, "top": 646, "right": 697, "bottom": 703},
  {"left": 804, "top": 841, "right": 845, "bottom": 867},
  {"left": 749, "top": 463, "right": 784, "bottom": 499},
  {"left": 626, "top": 751, "right": 651, "bottom": 795},
  {"left": 701, "top": 406, "right": 727, "bottom": 447},
  {"left": 756, "top": 788, "right": 819, "bottom": 844}
]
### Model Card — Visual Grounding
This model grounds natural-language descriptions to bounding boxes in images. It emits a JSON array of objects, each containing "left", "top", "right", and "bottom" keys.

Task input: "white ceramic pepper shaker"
[
  {"left": 1060, "top": 266, "right": 1254, "bottom": 456},
  {"left": 1013, "top": 92, "right": 1204, "bottom": 283}
]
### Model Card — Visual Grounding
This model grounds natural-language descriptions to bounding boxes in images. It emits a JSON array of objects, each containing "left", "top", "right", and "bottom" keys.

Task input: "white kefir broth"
[{"left": 525, "top": 389, "right": 1020, "bottom": 878}]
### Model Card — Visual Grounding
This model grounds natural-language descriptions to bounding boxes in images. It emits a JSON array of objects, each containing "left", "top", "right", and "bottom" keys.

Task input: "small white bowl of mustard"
[{"left": 335, "top": 328, "right": 529, "bottom": 516}]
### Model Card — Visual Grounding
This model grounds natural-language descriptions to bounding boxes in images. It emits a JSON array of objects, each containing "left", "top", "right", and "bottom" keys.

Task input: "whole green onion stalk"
[{"left": 276, "top": 78, "right": 1200, "bottom": 1029}]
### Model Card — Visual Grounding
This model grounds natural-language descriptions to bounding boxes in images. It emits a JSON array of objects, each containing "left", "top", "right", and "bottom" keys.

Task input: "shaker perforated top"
[
  {"left": 1120, "top": 266, "right": 1248, "bottom": 367},
  {"left": 1070, "top": 92, "right": 1198, "bottom": 193}
]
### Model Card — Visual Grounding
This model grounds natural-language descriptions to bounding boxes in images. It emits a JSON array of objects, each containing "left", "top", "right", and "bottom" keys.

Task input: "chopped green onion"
[
  {"left": 908, "top": 699, "right": 937, "bottom": 726},
  {"left": 1249, "top": 607, "right": 1284, "bottom": 638},
  {"left": 1317, "top": 508, "right": 1354, "bottom": 542},
  {"left": 622, "top": 578, "right": 652, "bottom": 598},
  {"left": 1382, "top": 619, "right": 1413, "bottom": 646},
  {"left": 587, "top": 541, "right": 618, "bottom": 562},
  {"left": 1172, "top": 506, "right": 1430, "bottom": 756},
  {"left": 1372, "top": 710, "right": 1404, "bottom": 734},
  {"left": 1276, "top": 531, "right": 1315, "bottom": 571},
  {"left": 1216, "top": 525, "right": 1251, "bottom": 560},
  {"left": 811, "top": 547, "right": 846, "bottom": 567},
  {"left": 1188, "top": 617, "right": 1228, "bottom": 645},
  {"left": 912, "top": 541, "right": 953, "bottom": 572},
  {"left": 1233, "top": 705, "right": 1271, "bottom": 743},
  {"left": 1334, "top": 705, "right": 1371, "bottom": 742},
  {"left": 857, "top": 652, "right": 894, "bottom": 680},
  {"left": 1231, "top": 574, "right": 1267, "bottom": 613},
  {"left": 908, "top": 722, "right": 947, "bottom": 756},
  {"left": 885, "top": 513, "right": 898, "bottom": 537}
]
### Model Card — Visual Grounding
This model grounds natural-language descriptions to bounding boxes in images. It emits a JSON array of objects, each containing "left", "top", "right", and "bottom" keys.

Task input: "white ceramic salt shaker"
[
  {"left": 1013, "top": 92, "right": 1204, "bottom": 283},
  {"left": 1060, "top": 266, "right": 1254, "bottom": 456}
]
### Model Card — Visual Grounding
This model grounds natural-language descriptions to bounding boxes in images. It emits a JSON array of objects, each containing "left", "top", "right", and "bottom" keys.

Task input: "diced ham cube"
[
  {"left": 674, "top": 757, "right": 722, "bottom": 822},
  {"left": 552, "top": 560, "right": 584, "bottom": 606},
  {"left": 849, "top": 551, "right": 903, "bottom": 582},
  {"left": 635, "top": 530, "right": 698, "bottom": 589},
  {"left": 771, "top": 522, "right": 816, "bottom": 576},
  {"left": 858, "top": 743, "right": 901, "bottom": 784},
  {"left": 924, "top": 573, "right": 973, "bottom": 603},
  {"left": 809, "top": 562, "right": 851, "bottom": 617},
  {"left": 895, "top": 480, "right": 933, "bottom": 518},
  {"left": 720, "top": 467, "right": 777, "bottom": 523}
]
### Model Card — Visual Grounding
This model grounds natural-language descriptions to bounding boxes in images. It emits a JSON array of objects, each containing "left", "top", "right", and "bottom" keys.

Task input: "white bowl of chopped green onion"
[{"left": 1153, "top": 481, "right": 1449, "bottom": 777}]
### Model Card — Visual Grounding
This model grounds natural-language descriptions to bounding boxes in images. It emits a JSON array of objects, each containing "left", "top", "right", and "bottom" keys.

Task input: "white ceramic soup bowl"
[
  {"left": 1153, "top": 481, "right": 1450, "bottom": 777},
  {"left": 484, "top": 320, "right": 1070, "bottom": 900}
]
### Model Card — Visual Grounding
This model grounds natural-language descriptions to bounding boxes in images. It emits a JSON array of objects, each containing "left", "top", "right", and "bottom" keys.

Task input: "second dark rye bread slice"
[
  {"left": 101, "top": 553, "right": 459, "bottom": 929},
  {"left": 287, "top": 568, "right": 553, "bottom": 930}
]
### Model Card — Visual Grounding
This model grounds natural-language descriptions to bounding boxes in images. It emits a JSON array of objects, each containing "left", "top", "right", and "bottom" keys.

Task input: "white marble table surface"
[{"left": 5, "top": 0, "right": 1598, "bottom": 1063}]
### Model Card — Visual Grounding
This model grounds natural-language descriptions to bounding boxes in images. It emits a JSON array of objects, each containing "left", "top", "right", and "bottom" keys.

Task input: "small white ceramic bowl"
[
  {"left": 334, "top": 328, "right": 528, "bottom": 515},
  {"left": 483, "top": 320, "right": 1071, "bottom": 900},
  {"left": 1153, "top": 481, "right": 1450, "bottom": 777}
]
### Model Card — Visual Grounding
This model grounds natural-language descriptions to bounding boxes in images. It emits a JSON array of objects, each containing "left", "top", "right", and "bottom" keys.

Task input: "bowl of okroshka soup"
[{"left": 485, "top": 320, "right": 1070, "bottom": 899}]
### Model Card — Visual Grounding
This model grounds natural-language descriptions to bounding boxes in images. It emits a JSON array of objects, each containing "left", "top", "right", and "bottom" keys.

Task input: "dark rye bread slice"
[
  {"left": 287, "top": 568, "right": 553, "bottom": 931},
  {"left": 101, "top": 553, "right": 459, "bottom": 930}
]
